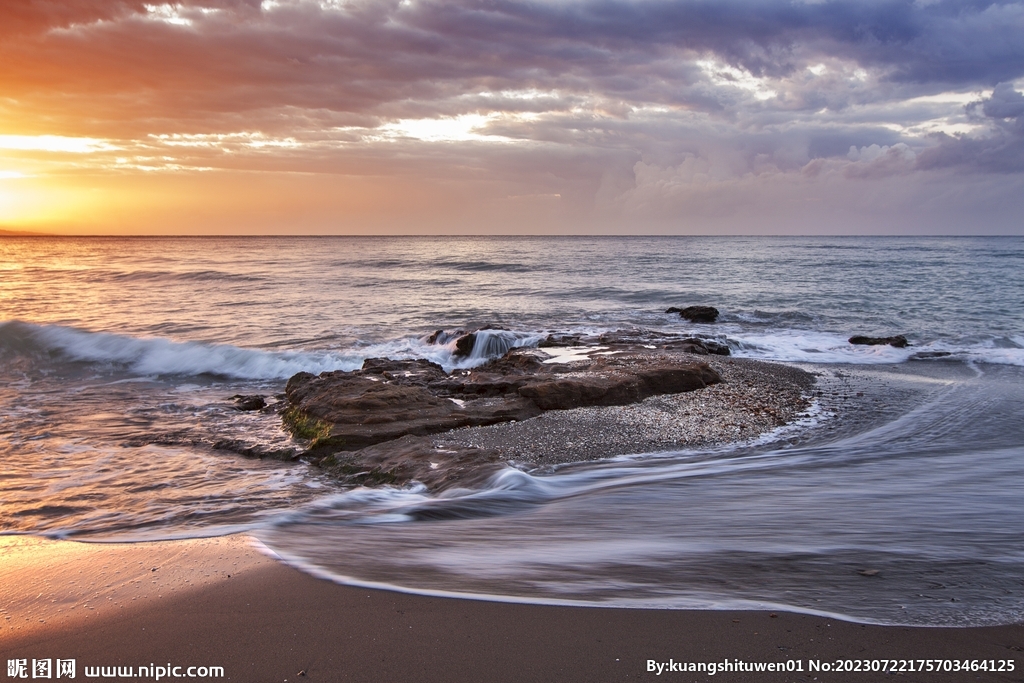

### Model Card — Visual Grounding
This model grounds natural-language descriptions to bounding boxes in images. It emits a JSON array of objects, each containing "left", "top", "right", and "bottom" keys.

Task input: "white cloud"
[
  {"left": 0, "top": 135, "right": 119, "bottom": 153},
  {"left": 696, "top": 59, "right": 778, "bottom": 101},
  {"left": 143, "top": 4, "right": 192, "bottom": 26},
  {"left": 371, "top": 114, "right": 521, "bottom": 143}
]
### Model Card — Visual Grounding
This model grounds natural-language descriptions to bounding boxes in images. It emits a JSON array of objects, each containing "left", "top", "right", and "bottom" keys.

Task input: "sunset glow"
[{"left": 2, "top": 0, "right": 1023, "bottom": 234}]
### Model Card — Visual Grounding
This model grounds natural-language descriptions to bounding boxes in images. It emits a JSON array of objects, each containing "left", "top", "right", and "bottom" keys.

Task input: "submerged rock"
[
  {"left": 317, "top": 434, "right": 503, "bottom": 491},
  {"left": 909, "top": 351, "right": 953, "bottom": 360},
  {"left": 849, "top": 334, "right": 909, "bottom": 348},
  {"left": 231, "top": 394, "right": 266, "bottom": 411},
  {"left": 212, "top": 439, "right": 297, "bottom": 461},
  {"left": 667, "top": 305, "right": 720, "bottom": 323},
  {"left": 283, "top": 346, "right": 722, "bottom": 490}
]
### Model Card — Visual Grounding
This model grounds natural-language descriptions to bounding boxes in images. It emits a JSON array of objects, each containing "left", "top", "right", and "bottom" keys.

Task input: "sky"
[{"left": 1, "top": 0, "right": 1023, "bottom": 234}]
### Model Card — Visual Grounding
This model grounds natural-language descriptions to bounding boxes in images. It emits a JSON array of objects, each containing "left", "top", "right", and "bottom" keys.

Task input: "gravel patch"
[{"left": 434, "top": 356, "right": 815, "bottom": 466}]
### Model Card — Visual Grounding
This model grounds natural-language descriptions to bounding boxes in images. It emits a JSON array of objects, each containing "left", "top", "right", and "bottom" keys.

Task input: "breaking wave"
[{"left": 0, "top": 321, "right": 542, "bottom": 380}]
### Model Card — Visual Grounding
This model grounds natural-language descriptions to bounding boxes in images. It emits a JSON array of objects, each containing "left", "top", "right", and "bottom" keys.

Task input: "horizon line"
[{"left": 2, "top": 231, "right": 1020, "bottom": 239}]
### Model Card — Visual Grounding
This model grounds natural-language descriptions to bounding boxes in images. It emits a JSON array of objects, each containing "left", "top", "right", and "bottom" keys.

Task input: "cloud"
[
  {"left": 843, "top": 142, "right": 918, "bottom": 178},
  {"left": 917, "top": 83, "right": 1024, "bottom": 172},
  {"left": 2, "top": 0, "right": 1023, "bottom": 232},
  {"left": 4, "top": 0, "right": 1023, "bottom": 126},
  {"left": 980, "top": 81, "right": 1024, "bottom": 119}
]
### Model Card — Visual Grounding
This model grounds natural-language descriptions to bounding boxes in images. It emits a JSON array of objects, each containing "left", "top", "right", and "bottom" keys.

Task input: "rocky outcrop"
[
  {"left": 849, "top": 335, "right": 909, "bottom": 348},
  {"left": 667, "top": 305, "right": 720, "bottom": 323},
  {"left": 283, "top": 346, "right": 722, "bottom": 490},
  {"left": 597, "top": 329, "right": 730, "bottom": 356}
]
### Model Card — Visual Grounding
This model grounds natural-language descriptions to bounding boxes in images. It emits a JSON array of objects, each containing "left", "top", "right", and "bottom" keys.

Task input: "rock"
[
  {"left": 595, "top": 329, "right": 732, "bottom": 354},
  {"left": 453, "top": 332, "right": 477, "bottom": 357},
  {"left": 425, "top": 329, "right": 466, "bottom": 345},
  {"left": 212, "top": 439, "right": 298, "bottom": 461},
  {"left": 849, "top": 335, "right": 909, "bottom": 348},
  {"left": 667, "top": 305, "right": 720, "bottom": 323},
  {"left": 452, "top": 328, "right": 522, "bottom": 358},
  {"left": 318, "top": 434, "right": 503, "bottom": 491},
  {"left": 428, "top": 326, "right": 511, "bottom": 354},
  {"left": 518, "top": 361, "right": 720, "bottom": 410},
  {"left": 538, "top": 333, "right": 582, "bottom": 347},
  {"left": 285, "top": 370, "right": 541, "bottom": 451},
  {"left": 284, "top": 347, "right": 722, "bottom": 489},
  {"left": 231, "top": 394, "right": 266, "bottom": 411},
  {"left": 667, "top": 337, "right": 731, "bottom": 356},
  {"left": 359, "top": 357, "right": 449, "bottom": 384},
  {"left": 597, "top": 330, "right": 644, "bottom": 345}
]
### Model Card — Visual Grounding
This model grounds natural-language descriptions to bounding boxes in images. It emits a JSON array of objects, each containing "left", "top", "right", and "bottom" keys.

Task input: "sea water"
[{"left": 1, "top": 235, "right": 1023, "bottom": 625}]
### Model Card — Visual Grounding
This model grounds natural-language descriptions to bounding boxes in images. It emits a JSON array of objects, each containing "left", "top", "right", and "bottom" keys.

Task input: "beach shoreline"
[{"left": 2, "top": 534, "right": 1022, "bottom": 682}]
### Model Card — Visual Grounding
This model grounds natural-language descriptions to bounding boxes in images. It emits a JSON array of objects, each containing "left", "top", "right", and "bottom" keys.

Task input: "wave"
[
  {"left": 729, "top": 329, "right": 1024, "bottom": 366},
  {"left": 0, "top": 322, "right": 541, "bottom": 380},
  {"left": 724, "top": 309, "right": 822, "bottom": 326},
  {"left": 328, "top": 258, "right": 412, "bottom": 269},
  {"left": 0, "top": 321, "right": 356, "bottom": 379},
  {"left": 18, "top": 266, "right": 263, "bottom": 284},
  {"left": 430, "top": 259, "right": 537, "bottom": 273},
  {"left": 102, "top": 269, "right": 265, "bottom": 283},
  {"left": 3, "top": 319, "right": 1021, "bottom": 383}
]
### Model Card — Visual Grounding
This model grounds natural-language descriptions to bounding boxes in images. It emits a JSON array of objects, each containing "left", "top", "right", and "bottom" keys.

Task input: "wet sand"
[{"left": 2, "top": 536, "right": 1022, "bottom": 682}]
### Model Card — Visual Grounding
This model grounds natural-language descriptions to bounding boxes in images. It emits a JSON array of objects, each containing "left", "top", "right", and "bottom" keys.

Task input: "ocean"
[{"left": 1, "top": 235, "right": 1023, "bottom": 626}]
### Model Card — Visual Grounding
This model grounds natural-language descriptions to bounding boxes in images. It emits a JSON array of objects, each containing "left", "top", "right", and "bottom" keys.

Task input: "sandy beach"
[{"left": 2, "top": 535, "right": 1022, "bottom": 683}]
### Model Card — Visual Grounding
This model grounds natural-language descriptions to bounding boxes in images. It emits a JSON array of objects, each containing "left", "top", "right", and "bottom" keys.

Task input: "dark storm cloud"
[{"left": 980, "top": 81, "right": 1024, "bottom": 119}]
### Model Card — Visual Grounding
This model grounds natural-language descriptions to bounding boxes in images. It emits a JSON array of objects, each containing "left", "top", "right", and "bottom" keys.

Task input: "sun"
[{"left": 0, "top": 174, "right": 102, "bottom": 230}]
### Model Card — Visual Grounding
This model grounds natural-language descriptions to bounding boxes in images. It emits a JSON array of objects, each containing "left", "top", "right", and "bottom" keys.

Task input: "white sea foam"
[
  {"left": 728, "top": 329, "right": 1024, "bottom": 366},
  {"left": 728, "top": 330, "right": 913, "bottom": 363},
  {"left": 1, "top": 321, "right": 543, "bottom": 379},
  {"left": 24, "top": 323, "right": 362, "bottom": 379}
]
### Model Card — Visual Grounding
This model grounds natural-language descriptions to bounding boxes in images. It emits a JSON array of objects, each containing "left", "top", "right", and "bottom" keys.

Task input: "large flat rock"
[{"left": 283, "top": 347, "right": 722, "bottom": 489}]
